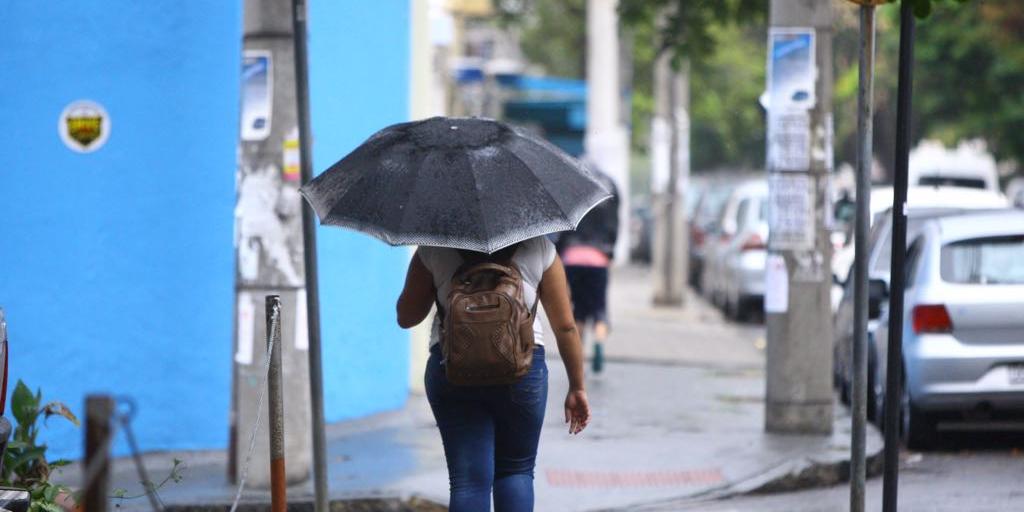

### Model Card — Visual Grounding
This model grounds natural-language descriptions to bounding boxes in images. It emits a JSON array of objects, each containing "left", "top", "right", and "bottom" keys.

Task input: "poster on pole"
[
  {"left": 764, "top": 254, "right": 789, "bottom": 313},
  {"left": 241, "top": 51, "right": 272, "bottom": 141},
  {"left": 766, "top": 28, "right": 815, "bottom": 172},
  {"left": 768, "top": 173, "right": 815, "bottom": 250}
]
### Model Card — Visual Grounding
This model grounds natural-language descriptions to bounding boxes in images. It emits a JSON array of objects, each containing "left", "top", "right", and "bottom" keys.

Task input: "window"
[
  {"left": 917, "top": 176, "right": 987, "bottom": 189},
  {"left": 941, "top": 235, "right": 1024, "bottom": 284},
  {"left": 735, "top": 199, "right": 751, "bottom": 230}
]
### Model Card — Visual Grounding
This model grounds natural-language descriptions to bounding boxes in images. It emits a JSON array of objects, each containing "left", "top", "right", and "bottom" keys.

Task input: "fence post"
[
  {"left": 266, "top": 296, "right": 286, "bottom": 512},
  {"left": 84, "top": 395, "right": 114, "bottom": 512}
]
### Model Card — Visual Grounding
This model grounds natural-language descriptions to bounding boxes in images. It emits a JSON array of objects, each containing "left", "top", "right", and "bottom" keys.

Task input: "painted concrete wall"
[
  {"left": 0, "top": 2, "right": 242, "bottom": 458},
  {"left": 309, "top": 2, "right": 413, "bottom": 422},
  {"left": 0, "top": 1, "right": 413, "bottom": 459}
]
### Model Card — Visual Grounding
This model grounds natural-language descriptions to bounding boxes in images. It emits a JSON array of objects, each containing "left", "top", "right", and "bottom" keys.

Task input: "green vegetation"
[{"left": 500, "top": 0, "right": 1022, "bottom": 176}]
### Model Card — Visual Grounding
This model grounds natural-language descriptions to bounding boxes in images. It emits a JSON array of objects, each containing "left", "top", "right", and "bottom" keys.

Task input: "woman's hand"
[{"left": 564, "top": 389, "right": 590, "bottom": 435}]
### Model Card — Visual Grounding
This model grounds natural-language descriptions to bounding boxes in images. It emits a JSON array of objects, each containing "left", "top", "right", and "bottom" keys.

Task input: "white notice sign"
[
  {"left": 768, "top": 173, "right": 815, "bottom": 250},
  {"left": 764, "top": 254, "right": 789, "bottom": 314},
  {"left": 768, "top": 110, "right": 810, "bottom": 171}
]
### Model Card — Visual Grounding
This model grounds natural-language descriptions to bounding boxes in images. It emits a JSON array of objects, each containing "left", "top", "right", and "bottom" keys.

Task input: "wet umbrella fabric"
[{"left": 299, "top": 117, "right": 612, "bottom": 254}]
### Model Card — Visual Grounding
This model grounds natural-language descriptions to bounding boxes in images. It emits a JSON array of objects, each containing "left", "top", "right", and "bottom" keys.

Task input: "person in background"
[{"left": 556, "top": 164, "right": 619, "bottom": 373}]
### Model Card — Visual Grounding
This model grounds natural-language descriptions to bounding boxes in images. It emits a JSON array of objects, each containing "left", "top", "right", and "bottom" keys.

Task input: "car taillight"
[
  {"left": 740, "top": 233, "right": 766, "bottom": 252},
  {"left": 912, "top": 304, "right": 953, "bottom": 334},
  {"left": 692, "top": 227, "right": 706, "bottom": 247}
]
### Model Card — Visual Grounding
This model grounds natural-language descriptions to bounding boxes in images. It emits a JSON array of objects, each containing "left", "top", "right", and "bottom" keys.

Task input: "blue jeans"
[{"left": 425, "top": 344, "right": 548, "bottom": 512}]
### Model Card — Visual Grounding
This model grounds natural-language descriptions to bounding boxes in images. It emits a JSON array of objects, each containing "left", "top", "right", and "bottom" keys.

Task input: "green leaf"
[
  {"left": 41, "top": 484, "right": 59, "bottom": 503},
  {"left": 913, "top": 0, "right": 932, "bottom": 19},
  {"left": 37, "top": 502, "right": 63, "bottom": 512},
  {"left": 111, "top": 488, "right": 128, "bottom": 499},
  {"left": 40, "top": 402, "right": 79, "bottom": 427},
  {"left": 11, "top": 380, "right": 38, "bottom": 426},
  {"left": 6, "top": 446, "right": 46, "bottom": 473}
]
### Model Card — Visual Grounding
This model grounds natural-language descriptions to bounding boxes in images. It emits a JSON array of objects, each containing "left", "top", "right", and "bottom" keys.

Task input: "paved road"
[{"left": 672, "top": 433, "right": 1024, "bottom": 511}]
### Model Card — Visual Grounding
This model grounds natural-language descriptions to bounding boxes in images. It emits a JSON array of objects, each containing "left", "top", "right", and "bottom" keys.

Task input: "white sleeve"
[{"left": 539, "top": 237, "right": 557, "bottom": 271}]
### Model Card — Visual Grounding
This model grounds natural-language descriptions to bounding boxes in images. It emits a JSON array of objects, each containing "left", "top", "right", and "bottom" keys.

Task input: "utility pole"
[
  {"left": 231, "top": 0, "right": 312, "bottom": 488},
  {"left": 651, "top": 50, "right": 689, "bottom": 306},
  {"left": 586, "top": 0, "right": 631, "bottom": 263},
  {"left": 764, "top": 0, "right": 834, "bottom": 435}
]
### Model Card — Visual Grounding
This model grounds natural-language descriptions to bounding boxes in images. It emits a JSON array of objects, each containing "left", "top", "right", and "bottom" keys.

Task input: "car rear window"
[
  {"left": 941, "top": 235, "right": 1024, "bottom": 284},
  {"left": 917, "top": 176, "right": 987, "bottom": 189}
]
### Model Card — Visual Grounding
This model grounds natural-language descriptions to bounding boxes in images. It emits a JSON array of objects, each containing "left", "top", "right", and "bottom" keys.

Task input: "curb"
[
  {"left": 164, "top": 496, "right": 447, "bottom": 512},
  {"left": 615, "top": 426, "right": 885, "bottom": 511}
]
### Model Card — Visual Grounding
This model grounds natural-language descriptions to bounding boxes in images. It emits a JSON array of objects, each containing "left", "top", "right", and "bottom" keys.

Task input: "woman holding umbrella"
[{"left": 302, "top": 117, "right": 608, "bottom": 511}]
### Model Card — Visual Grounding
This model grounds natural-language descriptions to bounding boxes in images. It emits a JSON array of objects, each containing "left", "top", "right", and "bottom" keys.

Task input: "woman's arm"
[
  {"left": 540, "top": 256, "right": 590, "bottom": 434},
  {"left": 396, "top": 251, "right": 436, "bottom": 329}
]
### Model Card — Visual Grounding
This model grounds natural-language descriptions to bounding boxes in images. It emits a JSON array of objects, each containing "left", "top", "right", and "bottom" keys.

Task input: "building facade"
[{"left": 0, "top": 1, "right": 412, "bottom": 459}]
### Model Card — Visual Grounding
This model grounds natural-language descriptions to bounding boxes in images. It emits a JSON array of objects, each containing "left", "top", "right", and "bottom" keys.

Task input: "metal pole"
[
  {"left": 290, "top": 1, "right": 329, "bottom": 511},
  {"left": 266, "top": 296, "right": 287, "bottom": 512},
  {"left": 883, "top": 2, "right": 916, "bottom": 511},
  {"left": 850, "top": 6, "right": 876, "bottom": 512},
  {"left": 84, "top": 395, "right": 114, "bottom": 512}
]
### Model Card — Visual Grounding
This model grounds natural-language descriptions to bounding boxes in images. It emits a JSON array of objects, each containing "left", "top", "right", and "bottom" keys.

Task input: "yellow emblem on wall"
[{"left": 59, "top": 101, "right": 110, "bottom": 153}]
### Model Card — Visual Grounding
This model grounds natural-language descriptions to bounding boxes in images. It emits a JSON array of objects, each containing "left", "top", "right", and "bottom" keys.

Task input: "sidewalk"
[{"left": 69, "top": 265, "right": 881, "bottom": 511}]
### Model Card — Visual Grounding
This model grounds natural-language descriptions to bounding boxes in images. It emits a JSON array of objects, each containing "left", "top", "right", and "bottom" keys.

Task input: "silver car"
[
  {"left": 871, "top": 209, "right": 1024, "bottom": 449},
  {"left": 721, "top": 181, "right": 769, "bottom": 321}
]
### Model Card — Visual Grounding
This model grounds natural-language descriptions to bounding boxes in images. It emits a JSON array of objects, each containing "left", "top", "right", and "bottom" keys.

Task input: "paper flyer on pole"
[
  {"left": 764, "top": 254, "right": 789, "bottom": 313},
  {"left": 241, "top": 51, "right": 272, "bottom": 141},
  {"left": 768, "top": 173, "right": 815, "bottom": 250},
  {"left": 766, "top": 28, "right": 815, "bottom": 172}
]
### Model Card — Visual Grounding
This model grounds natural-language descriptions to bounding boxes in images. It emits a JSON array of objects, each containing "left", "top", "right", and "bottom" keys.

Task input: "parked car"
[
  {"left": 833, "top": 207, "right": 961, "bottom": 411},
  {"left": 700, "top": 179, "right": 765, "bottom": 310},
  {"left": 869, "top": 209, "right": 1024, "bottom": 449},
  {"left": 689, "top": 182, "right": 732, "bottom": 291},
  {"left": 830, "top": 186, "right": 1009, "bottom": 310},
  {"left": 720, "top": 182, "right": 769, "bottom": 320}
]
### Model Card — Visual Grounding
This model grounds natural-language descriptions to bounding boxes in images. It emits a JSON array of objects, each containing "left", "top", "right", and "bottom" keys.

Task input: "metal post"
[
  {"left": 850, "top": 5, "right": 876, "bottom": 511},
  {"left": 84, "top": 395, "right": 114, "bottom": 512},
  {"left": 290, "top": 1, "right": 329, "bottom": 511},
  {"left": 883, "top": 2, "right": 916, "bottom": 511},
  {"left": 266, "top": 296, "right": 287, "bottom": 512}
]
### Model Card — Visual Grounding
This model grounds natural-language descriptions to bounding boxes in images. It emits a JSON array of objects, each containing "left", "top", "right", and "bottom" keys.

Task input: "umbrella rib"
[
  {"left": 503, "top": 147, "right": 572, "bottom": 220},
  {"left": 467, "top": 151, "right": 493, "bottom": 253}
]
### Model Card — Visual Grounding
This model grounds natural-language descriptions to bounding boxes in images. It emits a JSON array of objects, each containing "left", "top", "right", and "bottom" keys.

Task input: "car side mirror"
[
  {"left": 0, "top": 486, "right": 31, "bottom": 512},
  {"left": 868, "top": 278, "right": 888, "bottom": 320}
]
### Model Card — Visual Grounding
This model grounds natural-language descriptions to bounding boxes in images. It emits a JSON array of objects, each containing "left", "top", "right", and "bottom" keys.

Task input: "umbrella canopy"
[{"left": 300, "top": 116, "right": 612, "bottom": 253}]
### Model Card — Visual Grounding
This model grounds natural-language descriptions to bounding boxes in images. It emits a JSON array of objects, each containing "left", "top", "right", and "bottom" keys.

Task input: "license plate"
[{"left": 1009, "top": 365, "right": 1024, "bottom": 385}]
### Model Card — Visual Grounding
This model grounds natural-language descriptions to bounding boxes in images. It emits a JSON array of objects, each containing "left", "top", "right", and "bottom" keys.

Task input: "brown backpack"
[{"left": 439, "top": 248, "right": 538, "bottom": 386}]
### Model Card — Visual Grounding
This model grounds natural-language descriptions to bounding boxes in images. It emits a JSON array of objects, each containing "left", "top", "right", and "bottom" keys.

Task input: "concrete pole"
[
  {"left": 764, "top": 0, "right": 834, "bottom": 435},
  {"left": 585, "top": 0, "right": 630, "bottom": 263},
  {"left": 231, "top": 0, "right": 312, "bottom": 487},
  {"left": 651, "top": 51, "right": 689, "bottom": 306}
]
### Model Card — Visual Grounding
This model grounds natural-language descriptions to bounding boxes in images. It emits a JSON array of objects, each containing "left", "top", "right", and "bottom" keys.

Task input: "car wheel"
[{"left": 900, "top": 380, "right": 938, "bottom": 450}]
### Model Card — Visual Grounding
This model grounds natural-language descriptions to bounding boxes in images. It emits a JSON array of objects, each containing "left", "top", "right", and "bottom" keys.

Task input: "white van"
[{"left": 908, "top": 139, "right": 999, "bottom": 192}]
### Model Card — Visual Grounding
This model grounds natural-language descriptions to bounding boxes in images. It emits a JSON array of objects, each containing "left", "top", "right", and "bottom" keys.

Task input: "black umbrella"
[{"left": 300, "top": 116, "right": 612, "bottom": 253}]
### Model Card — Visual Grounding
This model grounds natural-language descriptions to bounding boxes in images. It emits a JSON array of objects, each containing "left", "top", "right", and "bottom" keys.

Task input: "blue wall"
[
  {"left": 0, "top": 1, "right": 412, "bottom": 459},
  {"left": 309, "top": 3, "right": 412, "bottom": 422},
  {"left": 0, "top": 3, "right": 242, "bottom": 458}
]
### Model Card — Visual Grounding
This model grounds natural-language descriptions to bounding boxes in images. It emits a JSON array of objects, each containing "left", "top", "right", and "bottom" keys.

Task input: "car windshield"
[
  {"left": 871, "top": 217, "right": 927, "bottom": 273},
  {"left": 941, "top": 235, "right": 1024, "bottom": 284},
  {"left": 696, "top": 187, "right": 731, "bottom": 226}
]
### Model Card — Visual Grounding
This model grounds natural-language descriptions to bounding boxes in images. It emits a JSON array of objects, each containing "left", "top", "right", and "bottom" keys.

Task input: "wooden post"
[
  {"left": 266, "top": 296, "right": 286, "bottom": 512},
  {"left": 84, "top": 395, "right": 114, "bottom": 512}
]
